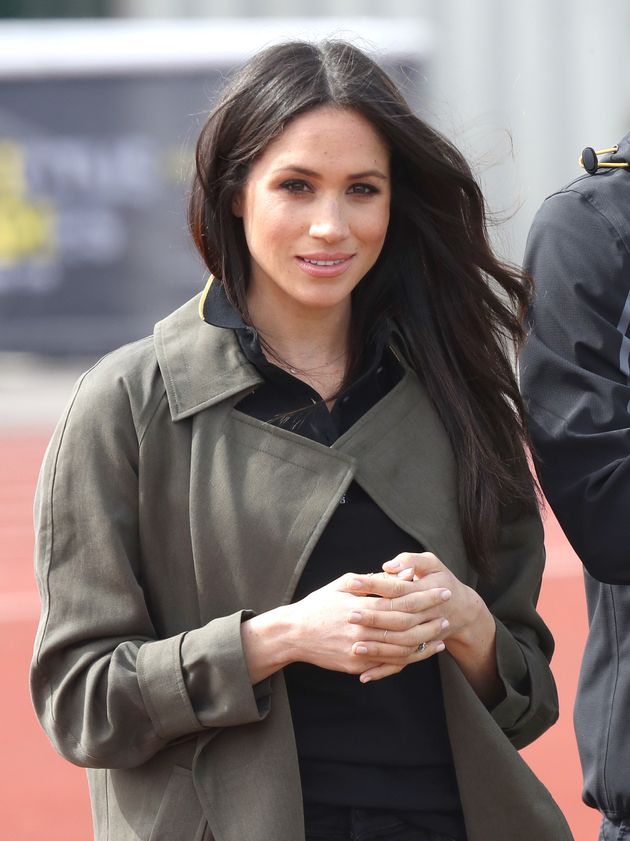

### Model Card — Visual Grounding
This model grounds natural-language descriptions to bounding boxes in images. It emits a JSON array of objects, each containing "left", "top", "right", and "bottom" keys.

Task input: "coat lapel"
[
  {"left": 334, "top": 369, "right": 472, "bottom": 585},
  {"left": 188, "top": 404, "right": 355, "bottom": 619}
]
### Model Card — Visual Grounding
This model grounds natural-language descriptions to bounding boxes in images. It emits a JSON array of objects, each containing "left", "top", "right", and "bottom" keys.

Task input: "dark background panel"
[
  {"left": 0, "top": 59, "right": 421, "bottom": 355},
  {"left": 0, "top": 70, "right": 226, "bottom": 353}
]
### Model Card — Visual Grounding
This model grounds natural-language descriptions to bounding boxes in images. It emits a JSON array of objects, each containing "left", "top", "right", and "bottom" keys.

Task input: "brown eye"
[
  {"left": 281, "top": 179, "right": 311, "bottom": 193},
  {"left": 349, "top": 183, "right": 379, "bottom": 195}
]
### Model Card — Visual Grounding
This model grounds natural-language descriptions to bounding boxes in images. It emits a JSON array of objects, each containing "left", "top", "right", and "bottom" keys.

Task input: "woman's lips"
[{"left": 295, "top": 254, "right": 355, "bottom": 277}]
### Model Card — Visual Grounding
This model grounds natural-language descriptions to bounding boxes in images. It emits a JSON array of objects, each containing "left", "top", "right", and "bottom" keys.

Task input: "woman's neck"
[
  {"left": 247, "top": 295, "right": 351, "bottom": 400},
  {"left": 248, "top": 292, "right": 351, "bottom": 367}
]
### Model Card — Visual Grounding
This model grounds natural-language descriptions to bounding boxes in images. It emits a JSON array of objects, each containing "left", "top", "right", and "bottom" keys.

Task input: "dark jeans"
[
  {"left": 599, "top": 817, "right": 630, "bottom": 841},
  {"left": 304, "top": 805, "right": 462, "bottom": 841}
]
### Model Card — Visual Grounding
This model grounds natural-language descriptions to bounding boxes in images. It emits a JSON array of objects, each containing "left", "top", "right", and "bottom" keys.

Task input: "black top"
[{"left": 201, "top": 280, "right": 465, "bottom": 839}]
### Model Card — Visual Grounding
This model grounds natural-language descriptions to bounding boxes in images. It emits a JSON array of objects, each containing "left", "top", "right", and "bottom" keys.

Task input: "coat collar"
[
  {"left": 154, "top": 294, "right": 263, "bottom": 421},
  {"left": 154, "top": 283, "right": 406, "bottom": 423}
]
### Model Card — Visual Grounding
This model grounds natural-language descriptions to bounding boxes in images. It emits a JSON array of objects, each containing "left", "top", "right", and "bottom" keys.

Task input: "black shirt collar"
[
  {"left": 200, "top": 275, "right": 394, "bottom": 375},
  {"left": 200, "top": 276, "right": 248, "bottom": 330}
]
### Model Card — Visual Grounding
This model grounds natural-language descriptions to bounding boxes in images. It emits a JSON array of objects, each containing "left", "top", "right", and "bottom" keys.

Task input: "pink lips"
[{"left": 295, "top": 253, "right": 355, "bottom": 278}]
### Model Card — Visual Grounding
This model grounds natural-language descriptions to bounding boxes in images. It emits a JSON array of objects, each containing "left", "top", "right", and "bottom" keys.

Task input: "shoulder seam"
[{"left": 542, "top": 189, "right": 630, "bottom": 260}]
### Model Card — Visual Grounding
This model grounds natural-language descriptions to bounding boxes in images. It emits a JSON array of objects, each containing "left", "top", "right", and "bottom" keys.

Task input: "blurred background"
[{"left": 1, "top": 1, "right": 628, "bottom": 839}]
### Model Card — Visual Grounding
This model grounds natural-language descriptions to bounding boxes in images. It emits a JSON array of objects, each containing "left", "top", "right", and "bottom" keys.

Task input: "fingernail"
[
  {"left": 349, "top": 611, "right": 363, "bottom": 623},
  {"left": 360, "top": 674, "right": 372, "bottom": 683},
  {"left": 397, "top": 567, "right": 414, "bottom": 578},
  {"left": 383, "top": 560, "right": 401, "bottom": 569},
  {"left": 436, "top": 642, "right": 446, "bottom": 652},
  {"left": 440, "top": 589, "right": 452, "bottom": 601},
  {"left": 355, "top": 645, "right": 368, "bottom": 655},
  {"left": 441, "top": 619, "right": 450, "bottom": 630},
  {"left": 350, "top": 579, "right": 363, "bottom": 590}
]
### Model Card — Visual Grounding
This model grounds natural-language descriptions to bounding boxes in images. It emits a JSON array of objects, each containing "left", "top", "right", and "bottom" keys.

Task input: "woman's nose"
[{"left": 308, "top": 201, "right": 350, "bottom": 242}]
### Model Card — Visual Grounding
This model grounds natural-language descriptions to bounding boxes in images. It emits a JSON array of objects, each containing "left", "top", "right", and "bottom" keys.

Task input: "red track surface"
[{"left": 1, "top": 432, "right": 601, "bottom": 840}]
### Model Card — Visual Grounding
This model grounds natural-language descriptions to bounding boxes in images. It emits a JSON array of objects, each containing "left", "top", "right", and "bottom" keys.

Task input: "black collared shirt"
[{"left": 201, "top": 280, "right": 465, "bottom": 839}]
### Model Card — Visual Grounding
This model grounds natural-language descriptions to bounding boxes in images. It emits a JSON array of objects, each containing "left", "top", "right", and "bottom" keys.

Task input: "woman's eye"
[
  {"left": 281, "top": 179, "right": 311, "bottom": 193},
  {"left": 349, "top": 183, "right": 379, "bottom": 195}
]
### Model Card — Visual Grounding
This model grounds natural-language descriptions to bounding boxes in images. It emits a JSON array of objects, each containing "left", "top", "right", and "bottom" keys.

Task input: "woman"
[{"left": 30, "top": 41, "right": 572, "bottom": 841}]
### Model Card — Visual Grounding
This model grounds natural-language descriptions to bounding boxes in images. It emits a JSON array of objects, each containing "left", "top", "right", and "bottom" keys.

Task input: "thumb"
[{"left": 382, "top": 551, "right": 442, "bottom": 578}]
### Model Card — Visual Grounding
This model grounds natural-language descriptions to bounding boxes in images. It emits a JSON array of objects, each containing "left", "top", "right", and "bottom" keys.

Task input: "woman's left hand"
[
  {"left": 384, "top": 551, "right": 486, "bottom": 642},
  {"left": 345, "top": 552, "right": 501, "bottom": 702}
]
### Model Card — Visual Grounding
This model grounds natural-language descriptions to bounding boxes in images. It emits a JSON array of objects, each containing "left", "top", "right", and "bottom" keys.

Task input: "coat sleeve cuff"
[
  {"left": 136, "top": 631, "right": 202, "bottom": 741},
  {"left": 137, "top": 611, "right": 270, "bottom": 741},
  {"left": 180, "top": 610, "right": 271, "bottom": 728},
  {"left": 488, "top": 619, "right": 530, "bottom": 730}
]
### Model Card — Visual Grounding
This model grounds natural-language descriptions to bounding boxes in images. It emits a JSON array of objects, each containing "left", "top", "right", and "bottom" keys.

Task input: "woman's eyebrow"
[{"left": 273, "top": 165, "right": 389, "bottom": 180}]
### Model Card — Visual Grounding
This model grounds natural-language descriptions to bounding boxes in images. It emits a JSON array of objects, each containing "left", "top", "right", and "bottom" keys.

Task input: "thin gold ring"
[
  {"left": 383, "top": 629, "right": 389, "bottom": 643},
  {"left": 390, "top": 599, "right": 394, "bottom": 611}
]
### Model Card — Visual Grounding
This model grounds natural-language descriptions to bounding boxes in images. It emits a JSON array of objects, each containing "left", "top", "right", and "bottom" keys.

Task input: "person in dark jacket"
[{"left": 519, "top": 132, "right": 630, "bottom": 841}]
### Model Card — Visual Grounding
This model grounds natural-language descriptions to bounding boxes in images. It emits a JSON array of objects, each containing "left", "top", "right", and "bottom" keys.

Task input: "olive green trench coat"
[{"left": 31, "top": 295, "right": 573, "bottom": 841}]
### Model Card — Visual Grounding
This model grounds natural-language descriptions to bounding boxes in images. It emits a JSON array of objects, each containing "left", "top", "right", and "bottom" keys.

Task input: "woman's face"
[{"left": 233, "top": 106, "right": 391, "bottom": 321}]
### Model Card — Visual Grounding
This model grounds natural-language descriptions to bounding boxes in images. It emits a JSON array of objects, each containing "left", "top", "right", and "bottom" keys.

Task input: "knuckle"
[
  {"left": 393, "top": 577, "right": 409, "bottom": 596},
  {"left": 407, "top": 592, "right": 422, "bottom": 611},
  {"left": 395, "top": 614, "right": 412, "bottom": 630},
  {"left": 364, "top": 611, "right": 376, "bottom": 628},
  {"left": 398, "top": 595, "right": 410, "bottom": 613},
  {"left": 414, "top": 610, "right": 431, "bottom": 626},
  {"left": 406, "top": 628, "right": 420, "bottom": 644}
]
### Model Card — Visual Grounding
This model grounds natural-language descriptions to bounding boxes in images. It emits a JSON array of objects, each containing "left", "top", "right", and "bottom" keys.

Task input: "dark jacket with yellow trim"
[
  {"left": 31, "top": 294, "right": 572, "bottom": 841},
  {"left": 520, "top": 130, "right": 630, "bottom": 822}
]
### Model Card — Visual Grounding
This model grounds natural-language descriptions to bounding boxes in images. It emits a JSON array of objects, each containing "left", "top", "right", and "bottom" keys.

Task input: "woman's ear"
[{"left": 232, "top": 191, "right": 243, "bottom": 217}]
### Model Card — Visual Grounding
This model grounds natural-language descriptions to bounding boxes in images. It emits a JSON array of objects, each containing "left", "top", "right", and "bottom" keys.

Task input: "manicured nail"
[
  {"left": 355, "top": 645, "right": 368, "bottom": 655},
  {"left": 440, "top": 589, "right": 452, "bottom": 601},
  {"left": 383, "top": 560, "right": 401, "bottom": 570},
  {"left": 397, "top": 567, "right": 414, "bottom": 578},
  {"left": 350, "top": 579, "right": 363, "bottom": 589},
  {"left": 441, "top": 619, "right": 450, "bottom": 629},
  {"left": 349, "top": 611, "right": 363, "bottom": 623},
  {"left": 436, "top": 642, "right": 446, "bottom": 652},
  {"left": 360, "top": 674, "right": 372, "bottom": 683}
]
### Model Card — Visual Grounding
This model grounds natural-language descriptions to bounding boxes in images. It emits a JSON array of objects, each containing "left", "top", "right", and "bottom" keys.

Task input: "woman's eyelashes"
[
  {"left": 279, "top": 179, "right": 380, "bottom": 196},
  {"left": 348, "top": 183, "right": 380, "bottom": 195},
  {"left": 280, "top": 178, "right": 311, "bottom": 193}
]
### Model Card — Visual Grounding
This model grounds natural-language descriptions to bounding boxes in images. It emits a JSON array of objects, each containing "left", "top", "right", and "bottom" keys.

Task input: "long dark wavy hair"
[{"left": 189, "top": 40, "right": 536, "bottom": 577}]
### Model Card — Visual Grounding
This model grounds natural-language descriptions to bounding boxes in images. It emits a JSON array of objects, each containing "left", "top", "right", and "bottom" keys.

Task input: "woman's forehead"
[{"left": 252, "top": 106, "right": 390, "bottom": 175}]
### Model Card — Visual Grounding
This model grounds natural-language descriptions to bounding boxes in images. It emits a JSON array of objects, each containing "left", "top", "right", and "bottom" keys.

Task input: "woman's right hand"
[{"left": 241, "top": 573, "right": 449, "bottom": 685}]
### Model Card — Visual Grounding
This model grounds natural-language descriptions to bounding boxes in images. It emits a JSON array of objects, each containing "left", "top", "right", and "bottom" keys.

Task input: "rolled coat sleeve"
[
  {"left": 519, "top": 187, "right": 630, "bottom": 584},
  {"left": 30, "top": 355, "right": 269, "bottom": 770}
]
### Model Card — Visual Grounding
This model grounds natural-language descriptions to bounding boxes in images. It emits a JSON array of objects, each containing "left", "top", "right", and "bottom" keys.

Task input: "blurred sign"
[
  {"left": 0, "top": 19, "right": 430, "bottom": 355},
  {"left": 0, "top": 71, "right": 223, "bottom": 354}
]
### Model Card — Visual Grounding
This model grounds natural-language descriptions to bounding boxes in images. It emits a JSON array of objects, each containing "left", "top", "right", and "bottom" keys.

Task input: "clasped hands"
[{"left": 294, "top": 551, "right": 482, "bottom": 684}]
